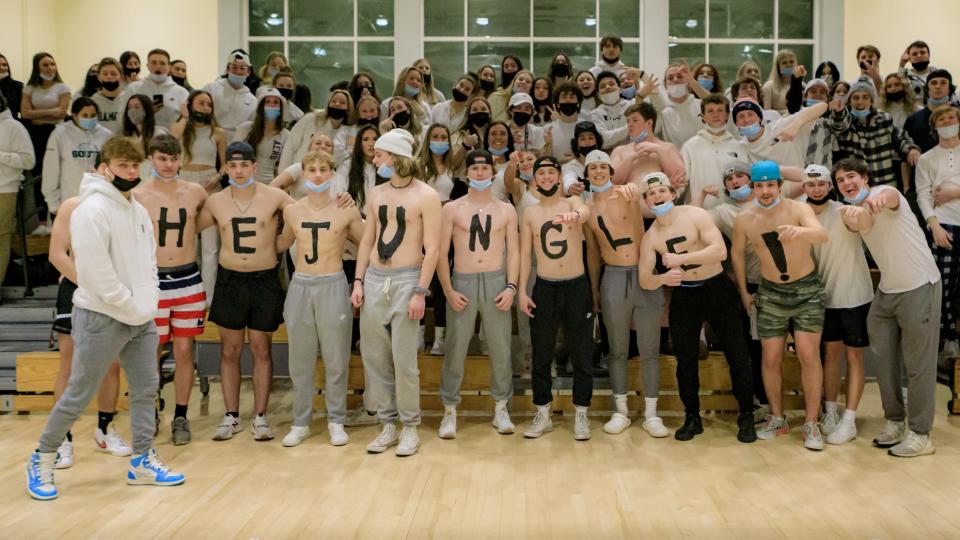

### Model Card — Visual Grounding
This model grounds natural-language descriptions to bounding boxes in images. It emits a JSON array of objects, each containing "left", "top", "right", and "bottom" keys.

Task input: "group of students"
[{"left": 7, "top": 35, "right": 960, "bottom": 501}]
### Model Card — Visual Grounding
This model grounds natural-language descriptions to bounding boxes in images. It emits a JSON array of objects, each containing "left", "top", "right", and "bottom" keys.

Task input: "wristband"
[
  {"left": 505, "top": 283, "right": 518, "bottom": 293},
  {"left": 354, "top": 277, "right": 363, "bottom": 285},
  {"left": 413, "top": 286, "right": 431, "bottom": 297}
]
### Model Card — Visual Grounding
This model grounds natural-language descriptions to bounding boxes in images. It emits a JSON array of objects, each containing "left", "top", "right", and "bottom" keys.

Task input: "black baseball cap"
[{"left": 225, "top": 141, "right": 256, "bottom": 162}]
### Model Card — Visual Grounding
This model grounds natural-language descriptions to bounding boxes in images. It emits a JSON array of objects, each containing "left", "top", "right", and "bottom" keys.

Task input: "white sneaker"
[
  {"left": 873, "top": 420, "right": 907, "bottom": 448},
  {"left": 212, "top": 414, "right": 242, "bottom": 441},
  {"left": 438, "top": 408, "right": 457, "bottom": 439},
  {"left": 396, "top": 426, "right": 420, "bottom": 456},
  {"left": 328, "top": 423, "right": 349, "bottom": 446},
  {"left": 95, "top": 424, "right": 132, "bottom": 457},
  {"left": 55, "top": 441, "right": 74, "bottom": 469},
  {"left": 417, "top": 326, "right": 426, "bottom": 352},
  {"left": 430, "top": 327, "right": 445, "bottom": 356},
  {"left": 888, "top": 430, "right": 935, "bottom": 457},
  {"left": 826, "top": 419, "right": 857, "bottom": 445},
  {"left": 344, "top": 403, "right": 379, "bottom": 427},
  {"left": 819, "top": 410, "right": 840, "bottom": 436},
  {"left": 753, "top": 404, "right": 772, "bottom": 424},
  {"left": 492, "top": 401, "right": 515, "bottom": 434},
  {"left": 756, "top": 415, "right": 789, "bottom": 440},
  {"left": 523, "top": 405, "right": 554, "bottom": 438},
  {"left": 252, "top": 415, "right": 274, "bottom": 441},
  {"left": 31, "top": 223, "right": 52, "bottom": 235},
  {"left": 803, "top": 421, "right": 824, "bottom": 451},
  {"left": 282, "top": 426, "right": 311, "bottom": 447},
  {"left": 367, "top": 423, "right": 399, "bottom": 453},
  {"left": 641, "top": 417, "right": 670, "bottom": 438},
  {"left": 574, "top": 408, "right": 591, "bottom": 441},
  {"left": 603, "top": 413, "right": 631, "bottom": 434}
]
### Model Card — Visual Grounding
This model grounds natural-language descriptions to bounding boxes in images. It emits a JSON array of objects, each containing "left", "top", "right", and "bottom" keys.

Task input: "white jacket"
[
  {"left": 71, "top": 173, "right": 159, "bottom": 326},
  {"left": 0, "top": 109, "right": 36, "bottom": 193},
  {"left": 41, "top": 121, "right": 113, "bottom": 212},
  {"left": 203, "top": 77, "right": 258, "bottom": 138},
  {"left": 124, "top": 76, "right": 189, "bottom": 129},
  {"left": 681, "top": 128, "right": 746, "bottom": 209}
]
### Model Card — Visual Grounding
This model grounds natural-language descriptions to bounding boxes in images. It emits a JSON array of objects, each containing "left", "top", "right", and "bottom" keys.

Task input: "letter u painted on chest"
[{"left": 377, "top": 205, "right": 406, "bottom": 262}]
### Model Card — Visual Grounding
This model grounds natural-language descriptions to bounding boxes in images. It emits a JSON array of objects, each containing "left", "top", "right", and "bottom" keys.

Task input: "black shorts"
[
  {"left": 52, "top": 279, "right": 78, "bottom": 335},
  {"left": 821, "top": 303, "right": 870, "bottom": 347},
  {"left": 209, "top": 266, "right": 284, "bottom": 332}
]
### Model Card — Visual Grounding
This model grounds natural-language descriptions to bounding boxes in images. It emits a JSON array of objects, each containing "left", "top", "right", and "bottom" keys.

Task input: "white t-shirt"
[
  {"left": 860, "top": 186, "right": 940, "bottom": 294},
  {"left": 234, "top": 122, "right": 289, "bottom": 184},
  {"left": 916, "top": 144, "right": 960, "bottom": 227},
  {"left": 25, "top": 82, "right": 70, "bottom": 110},
  {"left": 426, "top": 170, "right": 455, "bottom": 202},
  {"left": 812, "top": 201, "right": 874, "bottom": 309},
  {"left": 561, "top": 159, "right": 585, "bottom": 194},
  {"left": 738, "top": 114, "right": 813, "bottom": 168}
]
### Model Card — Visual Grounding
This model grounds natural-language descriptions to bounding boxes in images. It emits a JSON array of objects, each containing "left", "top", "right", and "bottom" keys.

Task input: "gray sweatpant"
[
  {"left": 511, "top": 261, "right": 535, "bottom": 372},
  {"left": 601, "top": 265, "right": 663, "bottom": 398},
  {"left": 285, "top": 272, "right": 353, "bottom": 426},
  {"left": 360, "top": 266, "right": 421, "bottom": 426},
  {"left": 869, "top": 280, "right": 941, "bottom": 434},
  {"left": 440, "top": 270, "right": 514, "bottom": 405},
  {"left": 38, "top": 308, "right": 159, "bottom": 454}
]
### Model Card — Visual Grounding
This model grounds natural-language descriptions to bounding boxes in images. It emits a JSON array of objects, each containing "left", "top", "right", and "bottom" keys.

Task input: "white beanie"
[
  {"left": 584, "top": 149, "right": 613, "bottom": 169},
  {"left": 374, "top": 128, "right": 416, "bottom": 158}
]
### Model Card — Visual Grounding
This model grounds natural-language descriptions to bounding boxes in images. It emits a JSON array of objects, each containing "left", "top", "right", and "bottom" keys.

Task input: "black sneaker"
[
  {"left": 737, "top": 412, "right": 757, "bottom": 443},
  {"left": 172, "top": 416, "right": 191, "bottom": 446},
  {"left": 674, "top": 414, "right": 704, "bottom": 441}
]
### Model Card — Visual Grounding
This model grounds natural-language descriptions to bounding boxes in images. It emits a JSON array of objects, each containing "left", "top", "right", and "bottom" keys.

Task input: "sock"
[
  {"left": 65, "top": 431, "right": 72, "bottom": 442},
  {"left": 97, "top": 411, "right": 115, "bottom": 433},
  {"left": 842, "top": 409, "right": 857, "bottom": 423},
  {"left": 174, "top": 404, "right": 188, "bottom": 418},
  {"left": 644, "top": 397, "right": 658, "bottom": 420},
  {"left": 575, "top": 405, "right": 588, "bottom": 414},
  {"left": 227, "top": 411, "right": 239, "bottom": 418},
  {"left": 825, "top": 401, "right": 838, "bottom": 415}
]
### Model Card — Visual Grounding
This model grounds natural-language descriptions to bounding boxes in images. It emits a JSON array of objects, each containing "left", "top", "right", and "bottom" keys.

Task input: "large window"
[
  {"left": 247, "top": 0, "right": 395, "bottom": 107},
  {"left": 668, "top": 0, "right": 817, "bottom": 88}
]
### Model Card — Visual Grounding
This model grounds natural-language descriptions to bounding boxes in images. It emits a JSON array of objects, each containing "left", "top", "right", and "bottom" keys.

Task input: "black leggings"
[
  {"left": 669, "top": 273, "right": 753, "bottom": 415},
  {"left": 27, "top": 122, "right": 55, "bottom": 222},
  {"left": 530, "top": 275, "right": 594, "bottom": 407}
]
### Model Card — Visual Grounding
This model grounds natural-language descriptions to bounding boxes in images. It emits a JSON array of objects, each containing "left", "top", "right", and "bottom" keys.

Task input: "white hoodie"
[
  {"left": 71, "top": 173, "right": 159, "bottom": 326},
  {"left": 681, "top": 128, "right": 746, "bottom": 209},
  {"left": 41, "top": 121, "right": 113, "bottom": 212},
  {"left": 203, "top": 77, "right": 258, "bottom": 139},
  {"left": 0, "top": 109, "right": 36, "bottom": 193},
  {"left": 124, "top": 76, "right": 189, "bottom": 129}
]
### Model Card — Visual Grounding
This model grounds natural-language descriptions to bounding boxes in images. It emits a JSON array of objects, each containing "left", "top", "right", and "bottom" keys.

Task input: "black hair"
[
  {"left": 814, "top": 61, "right": 841, "bottom": 83},
  {"left": 349, "top": 124, "right": 381, "bottom": 208}
]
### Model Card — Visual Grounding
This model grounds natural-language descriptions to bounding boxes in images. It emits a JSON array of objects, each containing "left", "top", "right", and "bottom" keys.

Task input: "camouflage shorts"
[{"left": 755, "top": 271, "right": 825, "bottom": 339}]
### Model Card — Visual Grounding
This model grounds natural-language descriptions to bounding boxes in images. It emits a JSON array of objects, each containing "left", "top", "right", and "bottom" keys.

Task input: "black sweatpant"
[
  {"left": 530, "top": 275, "right": 594, "bottom": 407},
  {"left": 669, "top": 273, "right": 753, "bottom": 415}
]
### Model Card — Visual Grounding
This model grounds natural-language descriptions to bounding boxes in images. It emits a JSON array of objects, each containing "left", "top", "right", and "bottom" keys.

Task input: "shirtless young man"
[
  {"left": 197, "top": 141, "right": 295, "bottom": 442},
  {"left": 436, "top": 149, "right": 520, "bottom": 439},
  {"left": 638, "top": 172, "right": 756, "bottom": 443},
  {"left": 582, "top": 150, "right": 667, "bottom": 438},
  {"left": 134, "top": 134, "right": 207, "bottom": 445},
  {"left": 609, "top": 102, "right": 687, "bottom": 190},
  {"left": 731, "top": 160, "right": 828, "bottom": 450},
  {"left": 517, "top": 156, "right": 594, "bottom": 441},
  {"left": 276, "top": 150, "right": 363, "bottom": 448},
  {"left": 350, "top": 129, "right": 442, "bottom": 457}
]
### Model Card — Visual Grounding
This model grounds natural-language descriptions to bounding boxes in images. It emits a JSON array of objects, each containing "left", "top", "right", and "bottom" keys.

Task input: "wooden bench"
[{"left": 14, "top": 351, "right": 129, "bottom": 412}]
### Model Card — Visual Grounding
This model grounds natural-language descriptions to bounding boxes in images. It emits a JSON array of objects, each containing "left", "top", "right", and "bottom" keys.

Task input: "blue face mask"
[
  {"left": 590, "top": 180, "right": 613, "bottom": 193},
  {"left": 78, "top": 117, "right": 98, "bottom": 131},
  {"left": 728, "top": 183, "right": 752, "bottom": 201},
  {"left": 739, "top": 122, "right": 761, "bottom": 139},
  {"left": 631, "top": 130, "right": 648, "bottom": 144},
  {"left": 780, "top": 67, "right": 794, "bottom": 78},
  {"left": 227, "top": 73, "right": 246, "bottom": 87},
  {"left": 929, "top": 95, "right": 950, "bottom": 107},
  {"left": 844, "top": 186, "right": 869, "bottom": 205},
  {"left": 377, "top": 164, "right": 394, "bottom": 179},
  {"left": 650, "top": 201, "right": 674, "bottom": 217},
  {"left": 488, "top": 146, "right": 509, "bottom": 156},
  {"left": 429, "top": 141, "right": 449, "bottom": 155},
  {"left": 620, "top": 86, "right": 637, "bottom": 100},
  {"left": 404, "top": 84, "right": 419, "bottom": 97},
  {"left": 229, "top": 177, "right": 254, "bottom": 189},
  {"left": 850, "top": 108, "right": 871, "bottom": 119},
  {"left": 697, "top": 78, "right": 714, "bottom": 91},
  {"left": 805, "top": 99, "right": 823, "bottom": 108},
  {"left": 756, "top": 196, "right": 781, "bottom": 209},
  {"left": 264, "top": 106, "right": 281, "bottom": 120},
  {"left": 151, "top": 168, "right": 178, "bottom": 182},
  {"left": 519, "top": 171, "right": 532, "bottom": 182},
  {"left": 304, "top": 180, "right": 331, "bottom": 193},
  {"left": 469, "top": 178, "right": 493, "bottom": 191}
]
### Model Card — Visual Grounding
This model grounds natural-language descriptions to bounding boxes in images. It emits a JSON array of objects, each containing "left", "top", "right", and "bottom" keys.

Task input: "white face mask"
[
  {"left": 667, "top": 84, "right": 688, "bottom": 99},
  {"left": 600, "top": 91, "right": 620, "bottom": 105},
  {"left": 937, "top": 124, "right": 960, "bottom": 140}
]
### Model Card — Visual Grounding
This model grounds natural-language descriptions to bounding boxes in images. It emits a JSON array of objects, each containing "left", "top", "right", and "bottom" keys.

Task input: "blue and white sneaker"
[
  {"left": 26, "top": 451, "right": 58, "bottom": 500},
  {"left": 127, "top": 448, "right": 185, "bottom": 486}
]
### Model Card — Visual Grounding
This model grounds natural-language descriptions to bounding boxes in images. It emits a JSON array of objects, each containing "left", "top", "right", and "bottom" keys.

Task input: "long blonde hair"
[{"left": 767, "top": 50, "right": 796, "bottom": 88}]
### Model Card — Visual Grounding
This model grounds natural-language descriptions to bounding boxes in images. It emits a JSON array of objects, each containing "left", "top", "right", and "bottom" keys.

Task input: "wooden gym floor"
[{"left": 2, "top": 379, "right": 960, "bottom": 539}]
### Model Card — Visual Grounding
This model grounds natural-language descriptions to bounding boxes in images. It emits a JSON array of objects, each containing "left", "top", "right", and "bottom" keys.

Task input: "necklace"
[
  {"left": 390, "top": 176, "right": 415, "bottom": 189},
  {"left": 467, "top": 193, "right": 495, "bottom": 214},
  {"left": 230, "top": 182, "right": 256, "bottom": 214}
]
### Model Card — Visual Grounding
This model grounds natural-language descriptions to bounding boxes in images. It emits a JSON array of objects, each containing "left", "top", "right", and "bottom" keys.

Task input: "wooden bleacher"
[{"left": 14, "top": 351, "right": 129, "bottom": 412}]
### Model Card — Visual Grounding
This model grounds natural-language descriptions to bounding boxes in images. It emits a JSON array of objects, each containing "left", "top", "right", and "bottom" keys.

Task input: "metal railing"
[{"left": 15, "top": 172, "right": 41, "bottom": 297}]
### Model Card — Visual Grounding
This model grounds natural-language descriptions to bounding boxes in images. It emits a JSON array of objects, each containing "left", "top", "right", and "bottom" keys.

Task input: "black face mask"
[
  {"left": 190, "top": 111, "right": 211, "bottom": 124},
  {"left": 602, "top": 55, "right": 620, "bottom": 65},
  {"left": 502, "top": 70, "right": 517, "bottom": 88},
  {"left": 171, "top": 75, "right": 186, "bottom": 87},
  {"left": 327, "top": 106, "right": 348, "bottom": 120},
  {"left": 480, "top": 79, "right": 495, "bottom": 92},
  {"left": 124, "top": 66, "right": 140, "bottom": 77},
  {"left": 537, "top": 183, "right": 560, "bottom": 197},
  {"left": 552, "top": 63, "right": 571, "bottom": 78},
  {"left": 469, "top": 112, "right": 490, "bottom": 127},
  {"left": 886, "top": 90, "right": 906, "bottom": 102},
  {"left": 558, "top": 102, "right": 580, "bottom": 116},
  {"left": 913, "top": 60, "right": 930, "bottom": 72},
  {"left": 358, "top": 117, "right": 378, "bottom": 126},
  {"left": 422, "top": 73, "right": 432, "bottom": 85},
  {"left": 806, "top": 193, "right": 832, "bottom": 206},
  {"left": 393, "top": 110, "right": 411, "bottom": 126},
  {"left": 110, "top": 171, "right": 142, "bottom": 192},
  {"left": 277, "top": 87, "right": 294, "bottom": 100},
  {"left": 512, "top": 111, "right": 531, "bottom": 126},
  {"left": 100, "top": 80, "right": 120, "bottom": 92},
  {"left": 452, "top": 88, "right": 469, "bottom": 103},
  {"left": 577, "top": 144, "right": 598, "bottom": 157}
]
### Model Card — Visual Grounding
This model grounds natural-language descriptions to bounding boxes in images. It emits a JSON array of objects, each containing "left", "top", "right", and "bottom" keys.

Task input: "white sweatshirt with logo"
[
  {"left": 41, "top": 121, "right": 113, "bottom": 212},
  {"left": 0, "top": 109, "right": 36, "bottom": 193}
]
